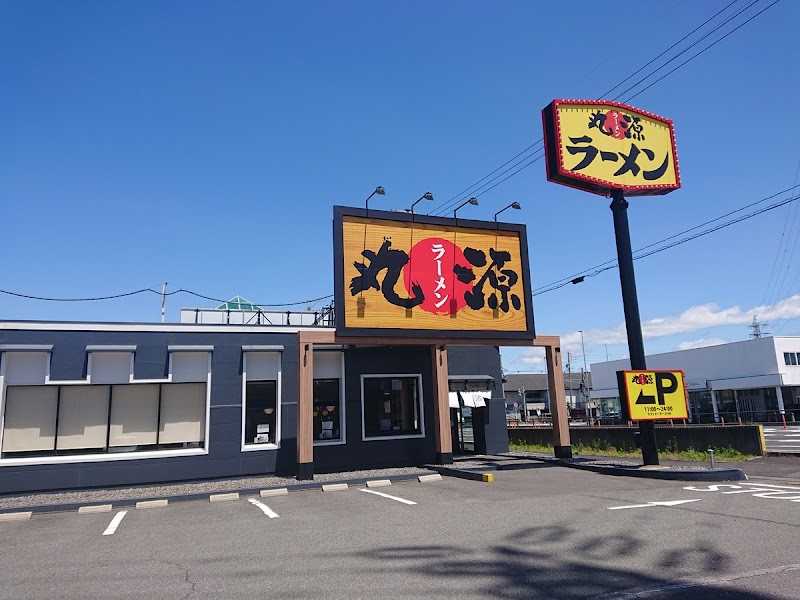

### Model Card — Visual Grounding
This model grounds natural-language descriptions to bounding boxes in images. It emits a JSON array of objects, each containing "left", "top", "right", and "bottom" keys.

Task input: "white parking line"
[
  {"left": 102, "top": 510, "right": 127, "bottom": 536},
  {"left": 248, "top": 498, "right": 279, "bottom": 518},
  {"left": 359, "top": 489, "right": 416, "bottom": 505}
]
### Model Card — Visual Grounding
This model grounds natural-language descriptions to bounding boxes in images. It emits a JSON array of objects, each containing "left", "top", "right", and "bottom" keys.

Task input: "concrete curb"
[
  {"left": 0, "top": 511, "right": 31, "bottom": 522},
  {"left": 0, "top": 472, "right": 432, "bottom": 516},
  {"left": 136, "top": 499, "right": 168, "bottom": 509},
  {"left": 366, "top": 479, "right": 392, "bottom": 488},
  {"left": 209, "top": 493, "right": 239, "bottom": 503},
  {"left": 321, "top": 483, "right": 348, "bottom": 492},
  {"left": 427, "top": 466, "right": 493, "bottom": 482},
  {"left": 78, "top": 504, "right": 113, "bottom": 514},
  {"left": 509, "top": 454, "right": 748, "bottom": 481}
]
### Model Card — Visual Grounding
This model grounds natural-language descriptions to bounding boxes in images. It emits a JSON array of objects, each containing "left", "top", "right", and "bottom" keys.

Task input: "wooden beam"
[
  {"left": 545, "top": 341, "right": 572, "bottom": 458},
  {"left": 297, "top": 335, "right": 315, "bottom": 480},
  {"left": 333, "top": 335, "right": 542, "bottom": 347},
  {"left": 431, "top": 345, "right": 453, "bottom": 464}
]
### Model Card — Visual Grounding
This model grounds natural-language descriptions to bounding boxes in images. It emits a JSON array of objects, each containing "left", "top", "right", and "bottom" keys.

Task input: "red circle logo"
[{"left": 403, "top": 238, "right": 472, "bottom": 315}]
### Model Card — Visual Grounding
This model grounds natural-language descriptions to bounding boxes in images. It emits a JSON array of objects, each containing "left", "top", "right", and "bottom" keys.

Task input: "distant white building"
[{"left": 590, "top": 336, "right": 800, "bottom": 424}]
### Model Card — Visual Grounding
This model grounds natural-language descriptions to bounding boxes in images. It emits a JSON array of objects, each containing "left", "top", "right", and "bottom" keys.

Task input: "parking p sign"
[{"left": 623, "top": 370, "right": 688, "bottom": 421}]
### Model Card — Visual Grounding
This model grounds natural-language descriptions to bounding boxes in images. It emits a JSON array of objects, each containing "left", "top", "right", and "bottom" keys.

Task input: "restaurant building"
[
  {"left": 0, "top": 315, "right": 510, "bottom": 494},
  {"left": 0, "top": 206, "right": 574, "bottom": 494}
]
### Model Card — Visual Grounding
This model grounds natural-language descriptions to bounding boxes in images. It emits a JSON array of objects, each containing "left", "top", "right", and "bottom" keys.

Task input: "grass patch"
[{"left": 508, "top": 440, "right": 753, "bottom": 462}]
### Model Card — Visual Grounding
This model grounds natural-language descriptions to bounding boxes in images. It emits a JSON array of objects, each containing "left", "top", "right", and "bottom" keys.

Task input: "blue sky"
[{"left": 1, "top": 1, "right": 799, "bottom": 373}]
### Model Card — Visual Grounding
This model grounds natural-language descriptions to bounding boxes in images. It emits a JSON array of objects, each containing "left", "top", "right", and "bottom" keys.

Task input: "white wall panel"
[
  {"left": 245, "top": 352, "right": 280, "bottom": 381},
  {"left": 170, "top": 352, "right": 210, "bottom": 383},
  {"left": 90, "top": 353, "right": 132, "bottom": 384},
  {"left": 313, "top": 352, "right": 343, "bottom": 380},
  {"left": 3, "top": 352, "right": 49, "bottom": 385}
]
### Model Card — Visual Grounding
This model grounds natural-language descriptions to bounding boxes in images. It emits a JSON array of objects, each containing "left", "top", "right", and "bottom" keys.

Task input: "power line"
[
  {"left": 534, "top": 192, "right": 800, "bottom": 296},
  {"left": 623, "top": 0, "right": 781, "bottom": 103},
  {"left": 532, "top": 184, "right": 800, "bottom": 294},
  {"left": 613, "top": 0, "right": 763, "bottom": 102},
  {"left": 427, "top": 142, "right": 543, "bottom": 217},
  {"left": 762, "top": 159, "right": 800, "bottom": 311},
  {"left": 760, "top": 160, "right": 800, "bottom": 307},
  {"left": 598, "top": 0, "right": 740, "bottom": 99},
  {"left": 430, "top": 149, "right": 546, "bottom": 215},
  {"left": 0, "top": 287, "right": 333, "bottom": 308},
  {"left": 0, "top": 288, "right": 160, "bottom": 302},
  {"left": 432, "top": 0, "right": 780, "bottom": 214},
  {"left": 173, "top": 290, "right": 334, "bottom": 308}
]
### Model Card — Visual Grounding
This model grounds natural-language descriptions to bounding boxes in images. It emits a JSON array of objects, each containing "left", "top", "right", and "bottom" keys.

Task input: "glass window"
[
  {"left": 159, "top": 383, "right": 206, "bottom": 448},
  {"left": 57, "top": 385, "right": 110, "bottom": 453},
  {"left": 109, "top": 384, "right": 159, "bottom": 451},
  {"left": 362, "top": 376, "right": 422, "bottom": 438},
  {"left": 2, "top": 386, "right": 58, "bottom": 454},
  {"left": 786, "top": 353, "right": 792, "bottom": 366},
  {"left": 245, "top": 381, "right": 277, "bottom": 445},
  {"left": 313, "top": 378, "right": 341, "bottom": 441},
  {"left": 791, "top": 353, "right": 798, "bottom": 366},
  {"left": 1, "top": 381, "right": 210, "bottom": 459}
]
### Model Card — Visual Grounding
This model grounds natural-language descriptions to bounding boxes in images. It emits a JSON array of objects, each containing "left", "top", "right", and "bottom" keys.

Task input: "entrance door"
[
  {"left": 458, "top": 404, "right": 475, "bottom": 453},
  {"left": 450, "top": 395, "right": 475, "bottom": 454}
]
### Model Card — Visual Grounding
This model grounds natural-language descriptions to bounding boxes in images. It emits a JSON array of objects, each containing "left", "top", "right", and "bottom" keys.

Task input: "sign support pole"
[{"left": 610, "top": 189, "right": 659, "bottom": 466}]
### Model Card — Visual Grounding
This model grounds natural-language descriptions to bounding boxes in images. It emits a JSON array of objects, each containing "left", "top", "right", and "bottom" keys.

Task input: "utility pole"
[
  {"left": 567, "top": 352, "right": 573, "bottom": 420},
  {"left": 579, "top": 330, "right": 589, "bottom": 423},
  {"left": 517, "top": 385, "right": 527, "bottom": 422},
  {"left": 161, "top": 282, "right": 168, "bottom": 324}
]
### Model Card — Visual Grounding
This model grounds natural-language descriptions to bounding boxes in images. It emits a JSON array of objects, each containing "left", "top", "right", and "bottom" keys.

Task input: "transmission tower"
[{"left": 749, "top": 315, "right": 770, "bottom": 338}]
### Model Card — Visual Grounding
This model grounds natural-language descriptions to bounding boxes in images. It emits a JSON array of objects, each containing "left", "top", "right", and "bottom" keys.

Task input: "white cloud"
[
  {"left": 569, "top": 294, "right": 800, "bottom": 347},
  {"left": 677, "top": 338, "right": 728, "bottom": 351},
  {"left": 508, "top": 294, "right": 800, "bottom": 371},
  {"left": 517, "top": 354, "right": 545, "bottom": 366}
]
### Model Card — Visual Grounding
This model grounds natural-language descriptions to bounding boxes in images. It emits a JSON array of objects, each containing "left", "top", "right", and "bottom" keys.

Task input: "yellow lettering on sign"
[{"left": 624, "top": 370, "right": 688, "bottom": 421}]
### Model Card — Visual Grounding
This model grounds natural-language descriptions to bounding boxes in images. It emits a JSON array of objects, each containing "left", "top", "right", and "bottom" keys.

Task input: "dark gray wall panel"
[
  {"left": 313, "top": 346, "right": 437, "bottom": 473},
  {"left": 0, "top": 328, "right": 298, "bottom": 494},
  {"left": 134, "top": 345, "right": 169, "bottom": 379},
  {"left": 0, "top": 328, "right": 507, "bottom": 493}
]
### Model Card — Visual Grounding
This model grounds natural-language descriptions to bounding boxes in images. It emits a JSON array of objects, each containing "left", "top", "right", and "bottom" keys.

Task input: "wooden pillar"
[
  {"left": 431, "top": 344, "right": 453, "bottom": 464},
  {"left": 297, "top": 336, "right": 314, "bottom": 480},
  {"left": 545, "top": 342, "right": 572, "bottom": 458}
]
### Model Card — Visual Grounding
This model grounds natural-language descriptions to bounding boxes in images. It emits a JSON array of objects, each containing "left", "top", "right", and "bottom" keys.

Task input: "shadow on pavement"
[{"left": 353, "top": 523, "right": 777, "bottom": 599}]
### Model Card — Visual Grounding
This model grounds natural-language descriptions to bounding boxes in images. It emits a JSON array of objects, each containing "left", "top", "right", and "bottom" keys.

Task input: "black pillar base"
[
  {"left": 297, "top": 462, "right": 314, "bottom": 481},
  {"left": 639, "top": 421, "right": 659, "bottom": 466},
  {"left": 554, "top": 445, "right": 572, "bottom": 459},
  {"left": 436, "top": 452, "right": 453, "bottom": 465}
]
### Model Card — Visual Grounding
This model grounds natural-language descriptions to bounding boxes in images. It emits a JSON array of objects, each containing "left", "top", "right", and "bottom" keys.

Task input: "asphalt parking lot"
[{"left": 2, "top": 464, "right": 800, "bottom": 600}]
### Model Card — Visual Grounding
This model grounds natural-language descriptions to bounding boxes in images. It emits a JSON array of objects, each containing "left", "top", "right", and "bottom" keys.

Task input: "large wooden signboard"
[{"left": 333, "top": 206, "right": 534, "bottom": 339}]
